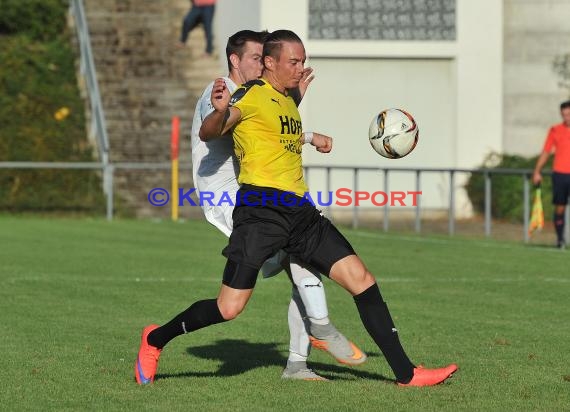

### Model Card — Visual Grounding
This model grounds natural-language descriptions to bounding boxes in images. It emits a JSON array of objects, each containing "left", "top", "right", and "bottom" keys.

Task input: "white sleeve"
[
  {"left": 199, "top": 83, "right": 216, "bottom": 121},
  {"left": 192, "top": 78, "right": 234, "bottom": 139},
  {"left": 191, "top": 81, "right": 215, "bottom": 139}
]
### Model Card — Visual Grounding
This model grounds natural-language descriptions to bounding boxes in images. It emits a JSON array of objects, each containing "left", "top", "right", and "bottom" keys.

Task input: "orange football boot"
[
  {"left": 134, "top": 324, "right": 162, "bottom": 385},
  {"left": 398, "top": 364, "right": 458, "bottom": 387}
]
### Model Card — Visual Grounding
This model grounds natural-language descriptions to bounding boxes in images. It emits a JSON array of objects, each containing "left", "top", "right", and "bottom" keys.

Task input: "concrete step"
[{"left": 81, "top": 0, "right": 223, "bottom": 217}]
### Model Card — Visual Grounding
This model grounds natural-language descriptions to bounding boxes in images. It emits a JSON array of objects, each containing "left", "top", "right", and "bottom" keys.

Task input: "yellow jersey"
[{"left": 229, "top": 78, "right": 308, "bottom": 196}]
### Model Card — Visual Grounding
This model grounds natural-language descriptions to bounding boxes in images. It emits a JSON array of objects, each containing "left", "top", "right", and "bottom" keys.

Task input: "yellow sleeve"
[{"left": 230, "top": 80, "right": 262, "bottom": 120}]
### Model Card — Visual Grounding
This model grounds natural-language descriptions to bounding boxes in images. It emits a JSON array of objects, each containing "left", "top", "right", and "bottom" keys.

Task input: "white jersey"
[
  {"left": 191, "top": 77, "right": 284, "bottom": 277},
  {"left": 191, "top": 77, "right": 240, "bottom": 237}
]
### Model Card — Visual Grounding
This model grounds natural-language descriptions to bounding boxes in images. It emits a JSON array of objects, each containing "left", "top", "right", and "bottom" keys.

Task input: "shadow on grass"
[{"left": 155, "top": 339, "right": 392, "bottom": 383}]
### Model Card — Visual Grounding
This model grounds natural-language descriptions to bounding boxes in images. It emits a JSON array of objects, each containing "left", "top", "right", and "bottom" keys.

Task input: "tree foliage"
[
  {"left": 465, "top": 153, "right": 553, "bottom": 223},
  {"left": 0, "top": 0, "right": 105, "bottom": 213}
]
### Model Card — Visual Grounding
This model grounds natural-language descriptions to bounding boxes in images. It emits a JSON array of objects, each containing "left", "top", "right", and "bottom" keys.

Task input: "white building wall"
[
  {"left": 455, "top": 0, "right": 503, "bottom": 166},
  {"left": 302, "top": 58, "right": 456, "bottom": 212}
]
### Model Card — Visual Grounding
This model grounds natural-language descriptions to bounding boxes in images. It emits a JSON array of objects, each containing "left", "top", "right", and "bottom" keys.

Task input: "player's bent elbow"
[{"left": 199, "top": 128, "right": 218, "bottom": 142}]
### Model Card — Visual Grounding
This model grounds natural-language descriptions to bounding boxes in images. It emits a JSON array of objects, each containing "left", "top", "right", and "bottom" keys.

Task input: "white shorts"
[{"left": 203, "top": 200, "right": 234, "bottom": 238}]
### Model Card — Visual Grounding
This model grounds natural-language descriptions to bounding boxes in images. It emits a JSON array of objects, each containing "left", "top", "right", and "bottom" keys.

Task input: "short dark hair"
[
  {"left": 262, "top": 29, "right": 303, "bottom": 63},
  {"left": 560, "top": 100, "right": 570, "bottom": 111},
  {"left": 225, "top": 30, "right": 268, "bottom": 71}
]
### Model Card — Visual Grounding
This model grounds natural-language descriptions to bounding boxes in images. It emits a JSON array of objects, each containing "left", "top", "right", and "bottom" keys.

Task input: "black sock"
[
  {"left": 554, "top": 213, "right": 565, "bottom": 243},
  {"left": 147, "top": 299, "right": 227, "bottom": 349},
  {"left": 354, "top": 283, "right": 415, "bottom": 383}
]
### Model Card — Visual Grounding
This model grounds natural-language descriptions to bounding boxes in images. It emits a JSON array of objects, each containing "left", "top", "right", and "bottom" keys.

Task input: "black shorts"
[
  {"left": 221, "top": 185, "right": 356, "bottom": 289},
  {"left": 552, "top": 172, "right": 570, "bottom": 205}
]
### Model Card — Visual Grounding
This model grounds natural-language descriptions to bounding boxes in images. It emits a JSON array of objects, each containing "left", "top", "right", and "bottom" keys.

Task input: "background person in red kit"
[{"left": 533, "top": 100, "right": 570, "bottom": 249}]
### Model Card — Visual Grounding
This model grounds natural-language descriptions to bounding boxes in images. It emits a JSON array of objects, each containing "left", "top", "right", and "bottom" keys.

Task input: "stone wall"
[{"left": 503, "top": 0, "right": 570, "bottom": 157}]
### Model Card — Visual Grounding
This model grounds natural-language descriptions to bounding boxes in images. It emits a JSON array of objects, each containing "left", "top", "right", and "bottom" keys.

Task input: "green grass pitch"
[{"left": 1, "top": 216, "right": 569, "bottom": 411}]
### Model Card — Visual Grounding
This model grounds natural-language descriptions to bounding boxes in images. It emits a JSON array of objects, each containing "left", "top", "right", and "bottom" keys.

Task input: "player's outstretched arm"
[
  {"left": 303, "top": 132, "right": 332, "bottom": 153},
  {"left": 199, "top": 78, "right": 241, "bottom": 141}
]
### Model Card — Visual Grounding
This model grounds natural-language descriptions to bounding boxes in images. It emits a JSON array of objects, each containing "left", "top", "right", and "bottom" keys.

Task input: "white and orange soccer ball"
[{"left": 368, "top": 108, "right": 419, "bottom": 159}]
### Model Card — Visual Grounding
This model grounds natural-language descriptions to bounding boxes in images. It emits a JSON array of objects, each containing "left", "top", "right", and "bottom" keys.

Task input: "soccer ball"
[{"left": 368, "top": 108, "right": 419, "bottom": 159}]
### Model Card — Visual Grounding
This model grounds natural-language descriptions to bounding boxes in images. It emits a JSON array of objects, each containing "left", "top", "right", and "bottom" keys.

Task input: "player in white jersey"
[
  {"left": 191, "top": 30, "right": 367, "bottom": 380},
  {"left": 191, "top": 75, "right": 238, "bottom": 238}
]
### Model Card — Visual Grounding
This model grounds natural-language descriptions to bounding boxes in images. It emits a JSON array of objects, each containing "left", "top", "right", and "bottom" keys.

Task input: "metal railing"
[
  {"left": 2, "top": 162, "right": 569, "bottom": 243},
  {"left": 69, "top": 0, "right": 111, "bottom": 196},
  {"left": 303, "top": 165, "right": 570, "bottom": 243}
]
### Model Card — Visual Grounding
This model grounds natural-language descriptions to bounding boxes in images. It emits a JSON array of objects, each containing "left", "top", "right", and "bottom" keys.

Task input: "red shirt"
[
  {"left": 193, "top": 0, "right": 216, "bottom": 6},
  {"left": 543, "top": 123, "right": 570, "bottom": 173}
]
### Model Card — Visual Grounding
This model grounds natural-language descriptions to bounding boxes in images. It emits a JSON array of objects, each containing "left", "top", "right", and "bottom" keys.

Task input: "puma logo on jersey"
[{"left": 271, "top": 98, "right": 280, "bottom": 105}]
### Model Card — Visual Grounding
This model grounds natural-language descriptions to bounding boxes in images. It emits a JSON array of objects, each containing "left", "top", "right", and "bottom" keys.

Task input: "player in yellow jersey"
[
  {"left": 135, "top": 30, "right": 457, "bottom": 387},
  {"left": 189, "top": 29, "right": 366, "bottom": 380},
  {"left": 228, "top": 79, "right": 308, "bottom": 196}
]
